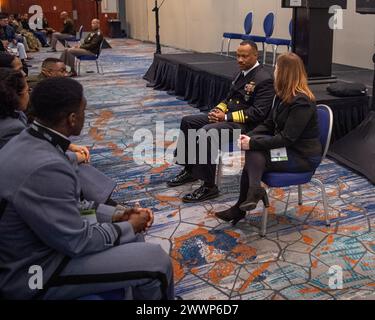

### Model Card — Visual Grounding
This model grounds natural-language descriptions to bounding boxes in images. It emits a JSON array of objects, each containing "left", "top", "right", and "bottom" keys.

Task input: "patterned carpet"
[{"left": 30, "top": 39, "right": 375, "bottom": 300}]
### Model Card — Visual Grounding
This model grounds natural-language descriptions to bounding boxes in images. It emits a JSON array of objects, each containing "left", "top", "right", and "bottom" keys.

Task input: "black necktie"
[{"left": 236, "top": 72, "right": 244, "bottom": 83}]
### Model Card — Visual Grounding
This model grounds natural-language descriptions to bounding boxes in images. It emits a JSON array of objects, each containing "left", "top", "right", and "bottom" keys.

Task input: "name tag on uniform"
[{"left": 270, "top": 148, "right": 288, "bottom": 162}]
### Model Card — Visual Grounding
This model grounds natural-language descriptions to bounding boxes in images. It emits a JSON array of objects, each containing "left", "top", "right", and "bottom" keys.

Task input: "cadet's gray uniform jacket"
[
  {"left": 0, "top": 129, "right": 136, "bottom": 299},
  {"left": 0, "top": 112, "right": 116, "bottom": 204},
  {"left": 0, "top": 112, "right": 28, "bottom": 149}
]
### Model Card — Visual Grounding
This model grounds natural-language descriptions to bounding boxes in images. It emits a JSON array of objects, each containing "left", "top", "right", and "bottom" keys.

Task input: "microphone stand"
[{"left": 152, "top": 0, "right": 165, "bottom": 54}]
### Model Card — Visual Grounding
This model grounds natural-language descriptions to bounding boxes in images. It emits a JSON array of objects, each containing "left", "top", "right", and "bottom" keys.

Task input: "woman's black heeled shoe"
[
  {"left": 239, "top": 187, "right": 270, "bottom": 212},
  {"left": 231, "top": 211, "right": 247, "bottom": 226},
  {"left": 215, "top": 206, "right": 246, "bottom": 224}
]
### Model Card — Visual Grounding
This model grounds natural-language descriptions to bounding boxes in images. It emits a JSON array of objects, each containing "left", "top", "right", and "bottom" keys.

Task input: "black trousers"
[
  {"left": 175, "top": 114, "right": 248, "bottom": 185},
  {"left": 236, "top": 150, "right": 321, "bottom": 205}
]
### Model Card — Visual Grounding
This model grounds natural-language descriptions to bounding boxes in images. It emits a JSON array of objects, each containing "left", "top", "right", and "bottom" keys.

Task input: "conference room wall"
[
  {"left": 332, "top": 0, "right": 375, "bottom": 71},
  {"left": 125, "top": 0, "right": 375, "bottom": 70},
  {"left": 125, "top": 0, "right": 149, "bottom": 41}
]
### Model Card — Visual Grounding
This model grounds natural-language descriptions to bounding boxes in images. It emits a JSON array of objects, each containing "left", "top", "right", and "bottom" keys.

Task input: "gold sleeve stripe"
[
  {"left": 232, "top": 110, "right": 246, "bottom": 124},
  {"left": 216, "top": 102, "right": 228, "bottom": 113},
  {"left": 233, "top": 111, "right": 241, "bottom": 123},
  {"left": 240, "top": 110, "right": 245, "bottom": 123}
]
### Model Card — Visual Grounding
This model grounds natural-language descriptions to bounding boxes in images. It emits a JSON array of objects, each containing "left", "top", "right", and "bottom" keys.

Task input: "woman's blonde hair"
[{"left": 275, "top": 52, "right": 315, "bottom": 104}]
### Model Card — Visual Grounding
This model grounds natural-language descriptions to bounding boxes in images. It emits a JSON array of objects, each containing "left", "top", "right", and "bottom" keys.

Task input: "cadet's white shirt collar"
[
  {"left": 34, "top": 120, "right": 70, "bottom": 141},
  {"left": 243, "top": 61, "right": 260, "bottom": 77}
]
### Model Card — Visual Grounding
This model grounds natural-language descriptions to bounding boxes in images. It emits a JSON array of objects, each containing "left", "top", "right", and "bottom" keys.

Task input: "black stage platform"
[{"left": 144, "top": 52, "right": 372, "bottom": 142}]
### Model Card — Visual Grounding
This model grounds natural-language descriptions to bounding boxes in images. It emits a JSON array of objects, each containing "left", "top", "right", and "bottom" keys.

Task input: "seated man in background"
[
  {"left": 0, "top": 13, "right": 30, "bottom": 71},
  {"left": 168, "top": 40, "right": 275, "bottom": 203},
  {"left": 60, "top": 18, "right": 103, "bottom": 76},
  {"left": 0, "top": 77, "right": 174, "bottom": 300},
  {"left": 36, "top": 16, "right": 54, "bottom": 45},
  {"left": 19, "top": 13, "right": 49, "bottom": 48},
  {"left": 48, "top": 11, "right": 76, "bottom": 52},
  {"left": 7, "top": 14, "right": 31, "bottom": 52},
  {"left": 28, "top": 58, "right": 68, "bottom": 89}
]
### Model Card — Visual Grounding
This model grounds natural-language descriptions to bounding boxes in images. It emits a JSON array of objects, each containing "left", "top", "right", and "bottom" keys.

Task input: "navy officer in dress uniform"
[
  {"left": 0, "top": 77, "right": 174, "bottom": 300},
  {"left": 167, "top": 40, "right": 275, "bottom": 203},
  {"left": 60, "top": 18, "right": 104, "bottom": 76}
]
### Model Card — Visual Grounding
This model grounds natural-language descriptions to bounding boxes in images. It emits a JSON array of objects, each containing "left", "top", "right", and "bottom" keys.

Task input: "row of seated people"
[
  {"left": 1, "top": 10, "right": 103, "bottom": 77},
  {"left": 0, "top": 12, "right": 31, "bottom": 73},
  {"left": 167, "top": 41, "right": 322, "bottom": 225},
  {"left": 7, "top": 13, "right": 50, "bottom": 50},
  {"left": 0, "top": 16, "right": 102, "bottom": 79},
  {"left": 0, "top": 68, "right": 174, "bottom": 300},
  {"left": 2, "top": 10, "right": 74, "bottom": 53}
]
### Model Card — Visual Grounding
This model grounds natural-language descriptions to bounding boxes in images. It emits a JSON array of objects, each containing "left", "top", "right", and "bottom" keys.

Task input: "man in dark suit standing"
[{"left": 167, "top": 40, "right": 275, "bottom": 203}]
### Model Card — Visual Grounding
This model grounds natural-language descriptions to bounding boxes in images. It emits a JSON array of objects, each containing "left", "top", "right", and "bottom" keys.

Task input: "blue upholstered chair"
[
  {"left": 75, "top": 40, "right": 104, "bottom": 76},
  {"left": 221, "top": 12, "right": 253, "bottom": 56},
  {"left": 259, "top": 104, "right": 335, "bottom": 237},
  {"left": 65, "top": 25, "right": 84, "bottom": 48},
  {"left": 241, "top": 12, "right": 275, "bottom": 64},
  {"left": 265, "top": 20, "right": 293, "bottom": 66}
]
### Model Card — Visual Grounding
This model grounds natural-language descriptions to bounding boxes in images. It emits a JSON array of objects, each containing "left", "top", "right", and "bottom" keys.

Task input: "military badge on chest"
[{"left": 244, "top": 81, "right": 256, "bottom": 102}]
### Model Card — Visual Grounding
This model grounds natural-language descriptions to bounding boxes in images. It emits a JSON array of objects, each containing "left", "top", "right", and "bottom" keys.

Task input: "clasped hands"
[
  {"left": 112, "top": 203, "right": 154, "bottom": 234},
  {"left": 69, "top": 144, "right": 91, "bottom": 164},
  {"left": 208, "top": 109, "right": 251, "bottom": 150},
  {"left": 208, "top": 108, "right": 226, "bottom": 123}
]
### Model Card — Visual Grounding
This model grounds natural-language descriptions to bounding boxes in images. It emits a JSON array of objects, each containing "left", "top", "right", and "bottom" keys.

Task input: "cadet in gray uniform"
[
  {"left": 60, "top": 18, "right": 103, "bottom": 76},
  {"left": 0, "top": 66, "right": 116, "bottom": 205},
  {"left": 0, "top": 78, "right": 174, "bottom": 300}
]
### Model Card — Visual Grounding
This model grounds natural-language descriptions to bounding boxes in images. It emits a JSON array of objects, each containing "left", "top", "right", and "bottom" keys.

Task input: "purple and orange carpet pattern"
[{"left": 31, "top": 39, "right": 375, "bottom": 300}]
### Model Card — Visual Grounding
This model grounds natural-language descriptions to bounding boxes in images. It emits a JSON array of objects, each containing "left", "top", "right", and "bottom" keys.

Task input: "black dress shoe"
[
  {"left": 239, "top": 186, "right": 270, "bottom": 212},
  {"left": 167, "top": 170, "right": 197, "bottom": 187},
  {"left": 182, "top": 185, "right": 219, "bottom": 203},
  {"left": 215, "top": 206, "right": 246, "bottom": 225}
]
